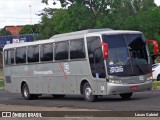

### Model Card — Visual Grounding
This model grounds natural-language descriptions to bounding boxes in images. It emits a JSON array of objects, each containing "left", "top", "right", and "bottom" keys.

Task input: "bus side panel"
[
  {"left": 10, "top": 65, "right": 38, "bottom": 94},
  {"left": 68, "top": 60, "right": 98, "bottom": 95},
  {"left": 41, "top": 63, "right": 62, "bottom": 94},
  {"left": 4, "top": 67, "right": 14, "bottom": 93}
]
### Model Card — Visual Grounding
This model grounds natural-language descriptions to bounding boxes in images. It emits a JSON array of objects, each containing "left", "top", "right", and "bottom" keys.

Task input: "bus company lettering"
[
  {"left": 110, "top": 66, "right": 123, "bottom": 73},
  {"left": 64, "top": 63, "right": 70, "bottom": 75},
  {"left": 33, "top": 70, "right": 53, "bottom": 75}
]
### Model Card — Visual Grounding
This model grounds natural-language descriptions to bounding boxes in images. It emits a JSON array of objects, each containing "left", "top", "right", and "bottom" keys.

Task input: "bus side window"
[
  {"left": 16, "top": 47, "right": 26, "bottom": 64},
  {"left": 55, "top": 41, "right": 69, "bottom": 60},
  {"left": 40, "top": 44, "right": 53, "bottom": 62},
  {"left": 5, "top": 49, "right": 14, "bottom": 65},
  {"left": 70, "top": 39, "right": 85, "bottom": 59},
  {"left": 28, "top": 45, "right": 39, "bottom": 63}
]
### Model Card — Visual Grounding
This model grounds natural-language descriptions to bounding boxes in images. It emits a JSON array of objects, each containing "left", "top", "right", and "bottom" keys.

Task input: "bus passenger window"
[
  {"left": 55, "top": 41, "right": 69, "bottom": 60},
  {"left": 40, "top": 44, "right": 53, "bottom": 62},
  {"left": 5, "top": 49, "right": 14, "bottom": 65},
  {"left": 28, "top": 45, "right": 39, "bottom": 63},
  {"left": 16, "top": 47, "right": 26, "bottom": 64},
  {"left": 70, "top": 39, "right": 85, "bottom": 59}
]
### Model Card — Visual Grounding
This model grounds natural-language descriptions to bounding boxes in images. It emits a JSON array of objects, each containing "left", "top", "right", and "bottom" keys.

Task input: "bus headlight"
[
  {"left": 109, "top": 80, "right": 122, "bottom": 84},
  {"left": 146, "top": 76, "right": 153, "bottom": 81}
]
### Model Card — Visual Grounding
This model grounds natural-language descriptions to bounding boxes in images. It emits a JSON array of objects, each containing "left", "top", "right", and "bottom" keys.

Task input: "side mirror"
[
  {"left": 100, "top": 42, "right": 109, "bottom": 59},
  {"left": 147, "top": 40, "right": 159, "bottom": 55}
]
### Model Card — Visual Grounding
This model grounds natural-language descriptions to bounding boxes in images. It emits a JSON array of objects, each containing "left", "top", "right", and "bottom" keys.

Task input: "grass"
[
  {"left": 0, "top": 70, "right": 4, "bottom": 78},
  {"left": 0, "top": 81, "right": 4, "bottom": 88},
  {"left": 152, "top": 81, "right": 160, "bottom": 90}
]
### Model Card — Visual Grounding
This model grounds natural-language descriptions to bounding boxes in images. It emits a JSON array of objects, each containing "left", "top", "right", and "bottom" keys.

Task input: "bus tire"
[
  {"left": 22, "top": 83, "right": 37, "bottom": 100},
  {"left": 157, "top": 75, "right": 160, "bottom": 81},
  {"left": 119, "top": 93, "right": 133, "bottom": 99},
  {"left": 83, "top": 82, "right": 98, "bottom": 102}
]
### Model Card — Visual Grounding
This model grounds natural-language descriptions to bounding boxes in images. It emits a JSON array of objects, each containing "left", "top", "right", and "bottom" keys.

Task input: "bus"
[{"left": 3, "top": 29, "right": 159, "bottom": 102}]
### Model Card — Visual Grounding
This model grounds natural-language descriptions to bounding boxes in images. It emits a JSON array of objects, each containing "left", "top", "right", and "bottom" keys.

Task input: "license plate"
[{"left": 130, "top": 86, "right": 138, "bottom": 90}]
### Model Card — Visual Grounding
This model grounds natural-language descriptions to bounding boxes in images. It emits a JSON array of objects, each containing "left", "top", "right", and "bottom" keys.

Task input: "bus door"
[{"left": 86, "top": 35, "right": 107, "bottom": 94}]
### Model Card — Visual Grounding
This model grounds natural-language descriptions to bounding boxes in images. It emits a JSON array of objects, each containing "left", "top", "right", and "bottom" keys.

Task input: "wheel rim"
[
  {"left": 85, "top": 86, "right": 92, "bottom": 99},
  {"left": 23, "top": 87, "right": 28, "bottom": 98}
]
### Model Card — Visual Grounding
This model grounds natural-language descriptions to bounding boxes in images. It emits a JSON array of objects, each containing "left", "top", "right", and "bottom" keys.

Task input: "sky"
[
  {"left": 0, "top": 0, "right": 160, "bottom": 29},
  {"left": 0, "top": 0, "right": 61, "bottom": 29}
]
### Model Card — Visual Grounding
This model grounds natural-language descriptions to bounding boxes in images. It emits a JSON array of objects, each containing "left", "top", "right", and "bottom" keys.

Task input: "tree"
[
  {"left": 20, "top": 24, "right": 40, "bottom": 35},
  {"left": 40, "top": 0, "right": 159, "bottom": 39},
  {"left": 0, "top": 28, "right": 11, "bottom": 36},
  {"left": 39, "top": 14, "right": 56, "bottom": 39},
  {"left": 52, "top": 3, "right": 95, "bottom": 33},
  {"left": 20, "top": 24, "right": 40, "bottom": 40},
  {"left": 42, "top": 0, "right": 111, "bottom": 24}
]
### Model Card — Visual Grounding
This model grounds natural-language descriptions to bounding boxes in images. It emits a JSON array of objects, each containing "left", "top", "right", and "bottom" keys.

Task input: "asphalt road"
[{"left": 0, "top": 89, "right": 160, "bottom": 111}]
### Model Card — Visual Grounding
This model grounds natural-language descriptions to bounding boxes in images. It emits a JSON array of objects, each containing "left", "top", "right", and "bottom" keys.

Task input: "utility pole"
[{"left": 29, "top": 5, "right": 32, "bottom": 25}]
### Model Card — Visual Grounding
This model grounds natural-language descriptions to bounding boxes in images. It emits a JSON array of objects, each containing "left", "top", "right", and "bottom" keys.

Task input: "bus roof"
[
  {"left": 3, "top": 29, "right": 142, "bottom": 50},
  {"left": 50, "top": 28, "right": 113, "bottom": 39}
]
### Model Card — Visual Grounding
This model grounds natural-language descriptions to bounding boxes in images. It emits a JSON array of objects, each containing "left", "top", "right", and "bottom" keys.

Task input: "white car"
[{"left": 152, "top": 63, "right": 160, "bottom": 81}]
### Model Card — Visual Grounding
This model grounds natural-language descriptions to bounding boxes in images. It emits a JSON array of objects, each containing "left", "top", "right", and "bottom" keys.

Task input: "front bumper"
[{"left": 106, "top": 80, "right": 152, "bottom": 95}]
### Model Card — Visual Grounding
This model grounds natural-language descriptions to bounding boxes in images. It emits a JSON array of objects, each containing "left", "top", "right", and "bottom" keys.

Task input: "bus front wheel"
[
  {"left": 83, "top": 82, "right": 98, "bottom": 102},
  {"left": 119, "top": 93, "right": 133, "bottom": 99},
  {"left": 21, "top": 83, "right": 38, "bottom": 100}
]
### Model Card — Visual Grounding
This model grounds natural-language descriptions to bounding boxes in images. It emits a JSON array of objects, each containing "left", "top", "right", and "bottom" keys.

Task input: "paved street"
[{"left": 0, "top": 89, "right": 160, "bottom": 111}]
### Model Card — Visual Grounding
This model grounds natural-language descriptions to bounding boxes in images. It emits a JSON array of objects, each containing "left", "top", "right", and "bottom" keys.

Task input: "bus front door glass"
[{"left": 87, "top": 37, "right": 106, "bottom": 78}]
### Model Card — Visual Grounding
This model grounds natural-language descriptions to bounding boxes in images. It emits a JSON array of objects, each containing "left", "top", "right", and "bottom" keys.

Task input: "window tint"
[
  {"left": 70, "top": 39, "right": 85, "bottom": 59},
  {"left": 40, "top": 44, "right": 53, "bottom": 61},
  {"left": 87, "top": 37, "right": 106, "bottom": 78},
  {"left": 28, "top": 45, "right": 39, "bottom": 63},
  {"left": 16, "top": 47, "right": 26, "bottom": 64},
  {"left": 55, "top": 41, "right": 69, "bottom": 60},
  {"left": 4, "top": 49, "right": 14, "bottom": 65}
]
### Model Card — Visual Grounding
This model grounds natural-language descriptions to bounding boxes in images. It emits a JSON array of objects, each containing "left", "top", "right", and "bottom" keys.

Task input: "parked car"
[{"left": 152, "top": 63, "right": 160, "bottom": 81}]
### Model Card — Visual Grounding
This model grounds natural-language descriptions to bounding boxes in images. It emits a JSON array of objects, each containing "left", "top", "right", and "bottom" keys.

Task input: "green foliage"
[
  {"left": 152, "top": 81, "right": 160, "bottom": 90},
  {"left": 20, "top": 24, "right": 39, "bottom": 34},
  {"left": 53, "top": 3, "right": 95, "bottom": 34},
  {"left": 0, "top": 28, "right": 11, "bottom": 36},
  {"left": 39, "top": 0, "right": 159, "bottom": 44},
  {"left": 0, "top": 81, "right": 4, "bottom": 88},
  {"left": 39, "top": 15, "right": 55, "bottom": 39},
  {"left": 20, "top": 24, "right": 40, "bottom": 40}
]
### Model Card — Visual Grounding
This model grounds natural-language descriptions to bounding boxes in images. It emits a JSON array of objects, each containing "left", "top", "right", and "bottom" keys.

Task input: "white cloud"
[
  {"left": 0, "top": 0, "right": 61, "bottom": 28},
  {"left": 155, "top": 0, "right": 160, "bottom": 6},
  {"left": 0, "top": 0, "right": 158, "bottom": 29}
]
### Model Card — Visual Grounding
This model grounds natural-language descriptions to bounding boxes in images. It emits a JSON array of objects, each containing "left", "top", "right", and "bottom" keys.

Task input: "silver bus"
[{"left": 3, "top": 29, "right": 159, "bottom": 102}]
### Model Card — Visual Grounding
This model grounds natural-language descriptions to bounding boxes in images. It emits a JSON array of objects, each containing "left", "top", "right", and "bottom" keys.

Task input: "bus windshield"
[{"left": 102, "top": 34, "right": 151, "bottom": 77}]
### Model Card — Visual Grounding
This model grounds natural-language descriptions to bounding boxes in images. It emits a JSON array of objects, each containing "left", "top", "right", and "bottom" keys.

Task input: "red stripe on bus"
[{"left": 59, "top": 63, "right": 67, "bottom": 80}]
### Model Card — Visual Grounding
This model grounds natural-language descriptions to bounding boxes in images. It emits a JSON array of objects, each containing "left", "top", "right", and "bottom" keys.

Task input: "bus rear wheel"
[
  {"left": 119, "top": 93, "right": 133, "bottom": 99},
  {"left": 21, "top": 83, "right": 38, "bottom": 100},
  {"left": 83, "top": 82, "right": 98, "bottom": 102}
]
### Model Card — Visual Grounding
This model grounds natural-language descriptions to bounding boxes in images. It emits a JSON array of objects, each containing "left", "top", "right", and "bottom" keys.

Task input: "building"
[{"left": 5, "top": 25, "right": 23, "bottom": 35}]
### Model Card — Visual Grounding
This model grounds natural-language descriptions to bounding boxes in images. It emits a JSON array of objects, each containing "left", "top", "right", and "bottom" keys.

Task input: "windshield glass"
[{"left": 102, "top": 34, "right": 151, "bottom": 77}]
